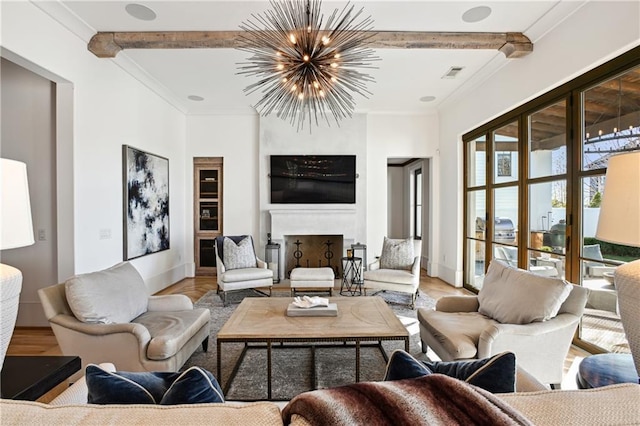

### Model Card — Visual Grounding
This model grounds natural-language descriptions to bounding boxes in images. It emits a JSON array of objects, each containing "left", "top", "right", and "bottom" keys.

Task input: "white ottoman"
[{"left": 290, "top": 267, "right": 335, "bottom": 296}]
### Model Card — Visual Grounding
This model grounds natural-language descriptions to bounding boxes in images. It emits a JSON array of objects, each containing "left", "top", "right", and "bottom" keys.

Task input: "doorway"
[
  {"left": 387, "top": 157, "right": 430, "bottom": 268},
  {"left": 0, "top": 53, "right": 74, "bottom": 326}
]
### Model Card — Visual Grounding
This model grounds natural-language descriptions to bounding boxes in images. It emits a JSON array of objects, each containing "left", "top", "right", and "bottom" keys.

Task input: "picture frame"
[
  {"left": 123, "top": 145, "right": 170, "bottom": 260},
  {"left": 497, "top": 152, "right": 512, "bottom": 177}
]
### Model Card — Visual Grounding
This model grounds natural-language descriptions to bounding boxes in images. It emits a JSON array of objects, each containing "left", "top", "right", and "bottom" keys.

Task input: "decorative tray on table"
[{"left": 286, "top": 296, "right": 338, "bottom": 317}]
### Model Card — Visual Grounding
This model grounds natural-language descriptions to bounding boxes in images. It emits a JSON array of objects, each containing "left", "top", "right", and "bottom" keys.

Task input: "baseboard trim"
[
  {"left": 437, "top": 263, "right": 463, "bottom": 287},
  {"left": 145, "top": 263, "right": 190, "bottom": 294}
]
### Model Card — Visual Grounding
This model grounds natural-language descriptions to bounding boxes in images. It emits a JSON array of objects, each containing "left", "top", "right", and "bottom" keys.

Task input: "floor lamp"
[
  {"left": 578, "top": 151, "right": 640, "bottom": 387},
  {"left": 1, "top": 159, "right": 35, "bottom": 372}
]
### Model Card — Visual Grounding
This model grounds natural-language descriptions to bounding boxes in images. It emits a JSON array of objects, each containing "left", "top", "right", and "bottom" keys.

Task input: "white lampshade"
[
  {"left": 596, "top": 151, "right": 640, "bottom": 379},
  {"left": 1, "top": 159, "right": 35, "bottom": 249},
  {"left": 1, "top": 158, "right": 35, "bottom": 372},
  {"left": 595, "top": 151, "right": 640, "bottom": 248}
]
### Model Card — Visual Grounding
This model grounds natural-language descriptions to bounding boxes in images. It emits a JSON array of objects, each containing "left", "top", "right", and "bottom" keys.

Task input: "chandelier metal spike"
[{"left": 237, "top": 0, "right": 379, "bottom": 131}]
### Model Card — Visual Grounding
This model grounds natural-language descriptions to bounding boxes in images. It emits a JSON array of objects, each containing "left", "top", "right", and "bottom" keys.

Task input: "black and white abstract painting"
[{"left": 123, "top": 145, "right": 170, "bottom": 260}]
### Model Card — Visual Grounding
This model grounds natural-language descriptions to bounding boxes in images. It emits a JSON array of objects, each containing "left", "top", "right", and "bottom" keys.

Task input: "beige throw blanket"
[{"left": 282, "top": 374, "right": 533, "bottom": 426}]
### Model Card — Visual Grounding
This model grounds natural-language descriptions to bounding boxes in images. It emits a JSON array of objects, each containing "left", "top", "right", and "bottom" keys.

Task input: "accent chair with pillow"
[
  {"left": 214, "top": 235, "right": 273, "bottom": 305},
  {"left": 38, "top": 262, "right": 211, "bottom": 377},
  {"left": 363, "top": 237, "right": 422, "bottom": 309},
  {"left": 418, "top": 260, "right": 589, "bottom": 386}
]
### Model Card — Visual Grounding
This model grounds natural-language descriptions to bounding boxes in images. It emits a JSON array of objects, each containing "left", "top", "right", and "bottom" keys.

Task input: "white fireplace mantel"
[{"left": 269, "top": 209, "right": 357, "bottom": 241}]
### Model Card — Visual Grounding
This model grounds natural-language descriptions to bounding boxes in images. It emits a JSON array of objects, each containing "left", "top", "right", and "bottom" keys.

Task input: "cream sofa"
[
  {"left": 38, "top": 262, "right": 211, "bottom": 377},
  {"left": 1, "top": 364, "right": 638, "bottom": 425}
]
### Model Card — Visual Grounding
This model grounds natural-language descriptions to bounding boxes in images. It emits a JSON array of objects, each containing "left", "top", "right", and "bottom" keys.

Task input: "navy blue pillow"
[
  {"left": 86, "top": 364, "right": 224, "bottom": 405},
  {"left": 383, "top": 349, "right": 434, "bottom": 381},
  {"left": 383, "top": 350, "right": 516, "bottom": 393},
  {"left": 160, "top": 366, "right": 225, "bottom": 405}
]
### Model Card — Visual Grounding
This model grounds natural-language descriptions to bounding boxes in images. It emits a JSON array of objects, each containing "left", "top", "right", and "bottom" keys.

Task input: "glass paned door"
[
  {"left": 529, "top": 100, "right": 567, "bottom": 179},
  {"left": 493, "top": 124, "right": 518, "bottom": 185},
  {"left": 466, "top": 190, "right": 486, "bottom": 290},
  {"left": 527, "top": 100, "right": 568, "bottom": 279},
  {"left": 528, "top": 181, "right": 566, "bottom": 278},
  {"left": 462, "top": 47, "right": 640, "bottom": 354},
  {"left": 467, "top": 136, "right": 487, "bottom": 187},
  {"left": 414, "top": 168, "right": 422, "bottom": 239},
  {"left": 465, "top": 135, "right": 488, "bottom": 290},
  {"left": 577, "top": 64, "right": 640, "bottom": 352},
  {"left": 578, "top": 175, "right": 629, "bottom": 352},
  {"left": 492, "top": 121, "right": 520, "bottom": 265},
  {"left": 492, "top": 186, "right": 518, "bottom": 264},
  {"left": 582, "top": 64, "right": 640, "bottom": 172}
]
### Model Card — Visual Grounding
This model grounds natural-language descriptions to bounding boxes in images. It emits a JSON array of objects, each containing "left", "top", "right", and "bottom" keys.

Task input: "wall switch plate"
[
  {"left": 38, "top": 229, "right": 46, "bottom": 241},
  {"left": 99, "top": 229, "right": 112, "bottom": 240}
]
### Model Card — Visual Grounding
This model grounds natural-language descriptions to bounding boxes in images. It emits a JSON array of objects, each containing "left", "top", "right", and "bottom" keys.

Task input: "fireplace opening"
[{"left": 283, "top": 235, "right": 343, "bottom": 279}]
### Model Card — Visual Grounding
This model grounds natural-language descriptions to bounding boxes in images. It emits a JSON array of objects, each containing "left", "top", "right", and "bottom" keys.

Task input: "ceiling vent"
[{"left": 442, "top": 66, "right": 464, "bottom": 79}]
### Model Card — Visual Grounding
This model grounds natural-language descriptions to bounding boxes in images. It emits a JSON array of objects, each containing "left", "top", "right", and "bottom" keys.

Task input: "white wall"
[
  {"left": 259, "top": 114, "right": 368, "bottom": 252},
  {"left": 1, "top": 2, "right": 188, "bottom": 297},
  {"left": 185, "top": 114, "right": 260, "bottom": 274},
  {"left": 437, "top": 1, "right": 640, "bottom": 286},
  {"left": 387, "top": 167, "right": 405, "bottom": 238},
  {"left": 1, "top": 59, "right": 57, "bottom": 326},
  {"left": 366, "top": 113, "right": 439, "bottom": 274},
  {"left": 185, "top": 112, "right": 437, "bottom": 274}
]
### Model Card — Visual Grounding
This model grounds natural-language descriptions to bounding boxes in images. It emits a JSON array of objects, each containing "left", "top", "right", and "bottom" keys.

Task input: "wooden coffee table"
[{"left": 216, "top": 296, "right": 409, "bottom": 400}]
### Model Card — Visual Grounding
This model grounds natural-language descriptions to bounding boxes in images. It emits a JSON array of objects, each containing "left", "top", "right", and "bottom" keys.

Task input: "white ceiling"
[{"left": 55, "top": 1, "right": 574, "bottom": 115}]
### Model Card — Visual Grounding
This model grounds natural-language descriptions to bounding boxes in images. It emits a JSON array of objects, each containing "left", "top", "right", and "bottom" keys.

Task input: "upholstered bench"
[{"left": 290, "top": 267, "right": 335, "bottom": 296}]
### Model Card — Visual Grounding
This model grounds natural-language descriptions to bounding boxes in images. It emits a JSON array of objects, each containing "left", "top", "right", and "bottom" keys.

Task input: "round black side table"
[{"left": 340, "top": 256, "right": 363, "bottom": 296}]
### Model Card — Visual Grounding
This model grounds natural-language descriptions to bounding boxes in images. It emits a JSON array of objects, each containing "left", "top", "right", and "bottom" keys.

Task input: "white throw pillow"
[
  {"left": 477, "top": 260, "right": 573, "bottom": 324},
  {"left": 65, "top": 262, "right": 148, "bottom": 324},
  {"left": 223, "top": 237, "right": 257, "bottom": 270},
  {"left": 379, "top": 237, "right": 415, "bottom": 270}
]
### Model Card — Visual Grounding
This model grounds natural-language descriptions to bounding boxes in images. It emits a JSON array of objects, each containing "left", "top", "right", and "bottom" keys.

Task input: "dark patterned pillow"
[
  {"left": 160, "top": 366, "right": 225, "bottom": 404},
  {"left": 223, "top": 236, "right": 257, "bottom": 270},
  {"left": 86, "top": 364, "right": 224, "bottom": 405},
  {"left": 383, "top": 350, "right": 516, "bottom": 393},
  {"left": 379, "top": 237, "right": 414, "bottom": 270}
]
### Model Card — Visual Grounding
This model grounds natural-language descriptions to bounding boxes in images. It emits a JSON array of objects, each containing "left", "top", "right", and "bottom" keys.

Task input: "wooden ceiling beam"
[{"left": 88, "top": 30, "right": 533, "bottom": 58}]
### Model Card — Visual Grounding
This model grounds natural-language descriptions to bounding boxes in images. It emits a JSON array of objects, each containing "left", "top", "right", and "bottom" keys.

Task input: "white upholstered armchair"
[
  {"left": 418, "top": 261, "right": 588, "bottom": 386},
  {"left": 38, "top": 262, "right": 211, "bottom": 377},
  {"left": 214, "top": 235, "right": 273, "bottom": 305},
  {"left": 363, "top": 238, "right": 422, "bottom": 309}
]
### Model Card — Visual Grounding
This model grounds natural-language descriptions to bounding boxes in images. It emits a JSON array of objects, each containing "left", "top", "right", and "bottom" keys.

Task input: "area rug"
[{"left": 183, "top": 287, "right": 435, "bottom": 400}]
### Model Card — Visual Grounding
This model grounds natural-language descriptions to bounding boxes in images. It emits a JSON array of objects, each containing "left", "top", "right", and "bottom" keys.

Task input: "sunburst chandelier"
[{"left": 237, "top": 0, "right": 379, "bottom": 130}]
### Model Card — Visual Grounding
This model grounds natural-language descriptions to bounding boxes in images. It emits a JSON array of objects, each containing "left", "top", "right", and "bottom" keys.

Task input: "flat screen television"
[{"left": 270, "top": 155, "right": 356, "bottom": 204}]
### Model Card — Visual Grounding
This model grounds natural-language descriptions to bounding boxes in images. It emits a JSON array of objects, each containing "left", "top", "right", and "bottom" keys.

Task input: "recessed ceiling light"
[
  {"left": 125, "top": 4, "right": 157, "bottom": 21},
  {"left": 462, "top": 6, "right": 492, "bottom": 23},
  {"left": 420, "top": 96, "right": 436, "bottom": 103},
  {"left": 188, "top": 95, "right": 205, "bottom": 101}
]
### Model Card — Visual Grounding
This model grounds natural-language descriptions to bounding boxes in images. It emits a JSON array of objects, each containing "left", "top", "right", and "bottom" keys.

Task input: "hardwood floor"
[{"left": 7, "top": 271, "right": 590, "bottom": 387}]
